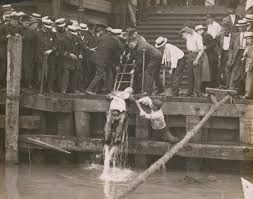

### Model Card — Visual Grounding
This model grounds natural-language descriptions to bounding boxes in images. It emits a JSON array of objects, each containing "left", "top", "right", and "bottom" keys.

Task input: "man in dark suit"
[
  {"left": 222, "top": 6, "right": 240, "bottom": 34},
  {"left": 128, "top": 35, "right": 163, "bottom": 95},
  {"left": 86, "top": 27, "right": 122, "bottom": 94}
]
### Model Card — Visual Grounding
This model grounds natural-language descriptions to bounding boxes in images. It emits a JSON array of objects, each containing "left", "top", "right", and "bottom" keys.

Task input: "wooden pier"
[{"left": 1, "top": 35, "right": 253, "bottom": 172}]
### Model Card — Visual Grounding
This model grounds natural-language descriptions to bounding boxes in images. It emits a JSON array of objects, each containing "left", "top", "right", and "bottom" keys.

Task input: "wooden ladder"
[{"left": 114, "top": 63, "right": 135, "bottom": 91}]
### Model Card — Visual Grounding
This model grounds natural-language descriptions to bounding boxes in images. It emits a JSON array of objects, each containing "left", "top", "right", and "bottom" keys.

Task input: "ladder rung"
[
  {"left": 116, "top": 81, "right": 131, "bottom": 83},
  {"left": 117, "top": 73, "right": 132, "bottom": 75}
]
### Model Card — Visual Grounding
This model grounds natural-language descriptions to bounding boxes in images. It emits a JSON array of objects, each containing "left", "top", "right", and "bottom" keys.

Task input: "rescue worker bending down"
[{"left": 104, "top": 87, "right": 133, "bottom": 146}]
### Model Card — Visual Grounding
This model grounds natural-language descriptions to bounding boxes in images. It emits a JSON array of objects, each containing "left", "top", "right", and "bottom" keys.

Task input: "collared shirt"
[
  {"left": 207, "top": 21, "right": 222, "bottom": 39},
  {"left": 223, "top": 34, "right": 231, "bottom": 50},
  {"left": 162, "top": 43, "right": 184, "bottom": 69},
  {"left": 230, "top": 14, "right": 236, "bottom": 25},
  {"left": 186, "top": 32, "right": 204, "bottom": 52}
]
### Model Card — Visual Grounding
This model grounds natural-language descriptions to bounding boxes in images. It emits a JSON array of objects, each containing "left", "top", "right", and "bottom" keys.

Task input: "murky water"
[{"left": 0, "top": 163, "right": 247, "bottom": 199}]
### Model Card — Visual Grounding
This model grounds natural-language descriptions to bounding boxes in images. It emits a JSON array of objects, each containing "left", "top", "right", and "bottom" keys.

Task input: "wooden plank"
[
  {"left": 240, "top": 117, "right": 253, "bottom": 144},
  {"left": 57, "top": 113, "right": 75, "bottom": 137},
  {"left": 0, "top": 115, "right": 40, "bottom": 129},
  {"left": 5, "top": 35, "right": 22, "bottom": 164},
  {"left": 20, "top": 94, "right": 249, "bottom": 118},
  {"left": 19, "top": 135, "right": 253, "bottom": 160},
  {"left": 135, "top": 115, "right": 150, "bottom": 168}
]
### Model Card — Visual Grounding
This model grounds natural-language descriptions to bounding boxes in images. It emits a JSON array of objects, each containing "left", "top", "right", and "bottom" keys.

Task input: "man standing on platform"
[
  {"left": 128, "top": 34, "right": 163, "bottom": 95},
  {"left": 227, "top": 19, "right": 248, "bottom": 93},
  {"left": 207, "top": 13, "right": 221, "bottom": 40},
  {"left": 19, "top": 13, "right": 37, "bottom": 89},
  {"left": 35, "top": 17, "right": 55, "bottom": 91},
  {"left": 155, "top": 36, "right": 185, "bottom": 96},
  {"left": 86, "top": 26, "right": 122, "bottom": 95}
]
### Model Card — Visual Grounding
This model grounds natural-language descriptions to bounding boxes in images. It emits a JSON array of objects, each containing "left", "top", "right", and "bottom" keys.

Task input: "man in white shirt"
[
  {"left": 222, "top": 6, "right": 240, "bottom": 34},
  {"left": 155, "top": 37, "right": 185, "bottom": 96},
  {"left": 207, "top": 13, "right": 222, "bottom": 39},
  {"left": 180, "top": 27, "right": 205, "bottom": 96}
]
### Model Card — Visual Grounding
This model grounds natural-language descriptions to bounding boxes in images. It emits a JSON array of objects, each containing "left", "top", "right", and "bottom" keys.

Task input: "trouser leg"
[
  {"left": 86, "top": 64, "right": 106, "bottom": 93},
  {"left": 115, "top": 112, "right": 127, "bottom": 144},
  {"left": 104, "top": 111, "right": 112, "bottom": 144},
  {"left": 47, "top": 63, "right": 56, "bottom": 92},
  {"left": 186, "top": 54, "right": 194, "bottom": 95},
  {"left": 105, "top": 66, "right": 113, "bottom": 92},
  {"left": 171, "top": 57, "right": 185, "bottom": 95},
  {"left": 153, "top": 64, "right": 164, "bottom": 92},
  {"left": 61, "top": 68, "right": 70, "bottom": 93},
  {"left": 193, "top": 64, "right": 201, "bottom": 93}
]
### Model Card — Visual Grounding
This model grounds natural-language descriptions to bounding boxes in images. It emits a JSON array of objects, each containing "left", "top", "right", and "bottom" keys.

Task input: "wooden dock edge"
[{"left": 19, "top": 135, "right": 253, "bottom": 161}]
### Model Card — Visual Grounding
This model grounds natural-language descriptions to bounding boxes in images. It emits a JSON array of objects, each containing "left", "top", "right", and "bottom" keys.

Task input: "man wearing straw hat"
[
  {"left": 227, "top": 18, "right": 248, "bottom": 93},
  {"left": 35, "top": 17, "right": 55, "bottom": 91},
  {"left": 155, "top": 36, "right": 185, "bottom": 96}
]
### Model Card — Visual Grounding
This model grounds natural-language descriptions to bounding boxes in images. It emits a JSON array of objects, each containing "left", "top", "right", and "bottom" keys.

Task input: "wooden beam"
[
  {"left": 19, "top": 135, "right": 253, "bottom": 161},
  {"left": 5, "top": 35, "right": 22, "bottom": 164},
  {"left": 0, "top": 115, "right": 40, "bottom": 129},
  {"left": 135, "top": 115, "right": 150, "bottom": 168},
  {"left": 19, "top": 94, "right": 249, "bottom": 117}
]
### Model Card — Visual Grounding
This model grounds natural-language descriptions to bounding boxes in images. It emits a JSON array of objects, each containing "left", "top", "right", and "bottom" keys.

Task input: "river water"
[{"left": 0, "top": 163, "right": 247, "bottom": 199}]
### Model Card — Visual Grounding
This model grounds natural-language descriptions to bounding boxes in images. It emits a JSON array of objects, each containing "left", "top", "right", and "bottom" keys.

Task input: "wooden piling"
[
  {"left": 75, "top": 112, "right": 90, "bottom": 138},
  {"left": 5, "top": 36, "right": 22, "bottom": 164},
  {"left": 185, "top": 116, "right": 204, "bottom": 180},
  {"left": 240, "top": 106, "right": 253, "bottom": 144},
  {"left": 135, "top": 115, "right": 149, "bottom": 168}
]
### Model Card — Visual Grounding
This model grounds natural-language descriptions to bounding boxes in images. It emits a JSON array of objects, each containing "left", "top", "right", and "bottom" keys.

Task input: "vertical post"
[
  {"left": 240, "top": 106, "right": 253, "bottom": 144},
  {"left": 5, "top": 36, "right": 22, "bottom": 164},
  {"left": 52, "top": 0, "right": 61, "bottom": 17},
  {"left": 185, "top": 115, "right": 204, "bottom": 180},
  {"left": 239, "top": 108, "right": 253, "bottom": 174},
  {"left": 135, "top": 115, "right": 149, "bottom": 168},
  {"left": 75, "top": 112, "right": 90, "bottom": 138}
]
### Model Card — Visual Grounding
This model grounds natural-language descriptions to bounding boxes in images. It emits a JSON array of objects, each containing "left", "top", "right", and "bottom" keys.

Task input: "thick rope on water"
[{"left": 115, "top": 95, "right": 231, "bottom": 199}]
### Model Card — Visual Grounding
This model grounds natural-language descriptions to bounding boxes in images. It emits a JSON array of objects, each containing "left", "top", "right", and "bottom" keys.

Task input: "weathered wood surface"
[
  {"left": 135, "top": 115, "right": 150, "bottom": 168},
  {"left": 0, "top": 115, "right": 40, "bottom": 129},
  {"left": 15, "top": 94, "right": 251, "bottom": 117},
  {"left": 19, "top": 135, "right": 253, "bottom": 160},
  {"left": 74, "top": 112, "right": 90, "bottom": 138},
  {"left": 5, "top": 36, "right": 22, "bottom": 164},
  {"left": 240, "top": 117, "right": 253, "bottom": 144}
]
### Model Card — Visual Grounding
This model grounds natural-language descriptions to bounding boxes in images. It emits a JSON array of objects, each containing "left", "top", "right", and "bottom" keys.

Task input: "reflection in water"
[{"left": 0, "top": 163, "right": 247, "bottom": 199}]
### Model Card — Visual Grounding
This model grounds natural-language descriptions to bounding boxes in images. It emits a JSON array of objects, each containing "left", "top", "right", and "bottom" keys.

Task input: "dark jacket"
[
  {"left": 91, "top": 34, "right": 122, "bottom": 66},
  {"left": 134, "top": 37, "right": 162, "bottom": 70}
]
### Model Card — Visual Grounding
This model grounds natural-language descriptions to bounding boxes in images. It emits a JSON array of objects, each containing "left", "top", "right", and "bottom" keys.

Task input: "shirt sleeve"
[
  {"left": 170, "top": 52, "right": 178, "bottom": 69},
  {"left": 196, "top": 34, "right": 204, "bottom": 51}
]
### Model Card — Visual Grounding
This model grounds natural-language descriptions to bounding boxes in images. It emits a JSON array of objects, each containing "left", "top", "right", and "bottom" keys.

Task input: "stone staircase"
[{"left": 136, "top": 6, "right": 228, "bottom": 89}]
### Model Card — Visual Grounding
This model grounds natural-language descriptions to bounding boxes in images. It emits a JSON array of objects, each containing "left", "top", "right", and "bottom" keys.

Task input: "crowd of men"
[{"left": 0, "top": 4, "right": 253, "bottom": 98}]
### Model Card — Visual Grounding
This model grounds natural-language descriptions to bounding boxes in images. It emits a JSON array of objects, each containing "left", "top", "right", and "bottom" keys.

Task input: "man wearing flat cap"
[
  {"left": 128, "top": 35, "right": 164, "bottom": 95},
  {"left": 86, "top": 25, "right": 122, "bottom": 94}
]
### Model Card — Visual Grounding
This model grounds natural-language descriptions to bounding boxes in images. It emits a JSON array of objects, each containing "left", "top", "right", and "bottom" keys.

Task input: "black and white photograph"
[{"left": 0, "top": 0, "right": 253, "bottom": 198}]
